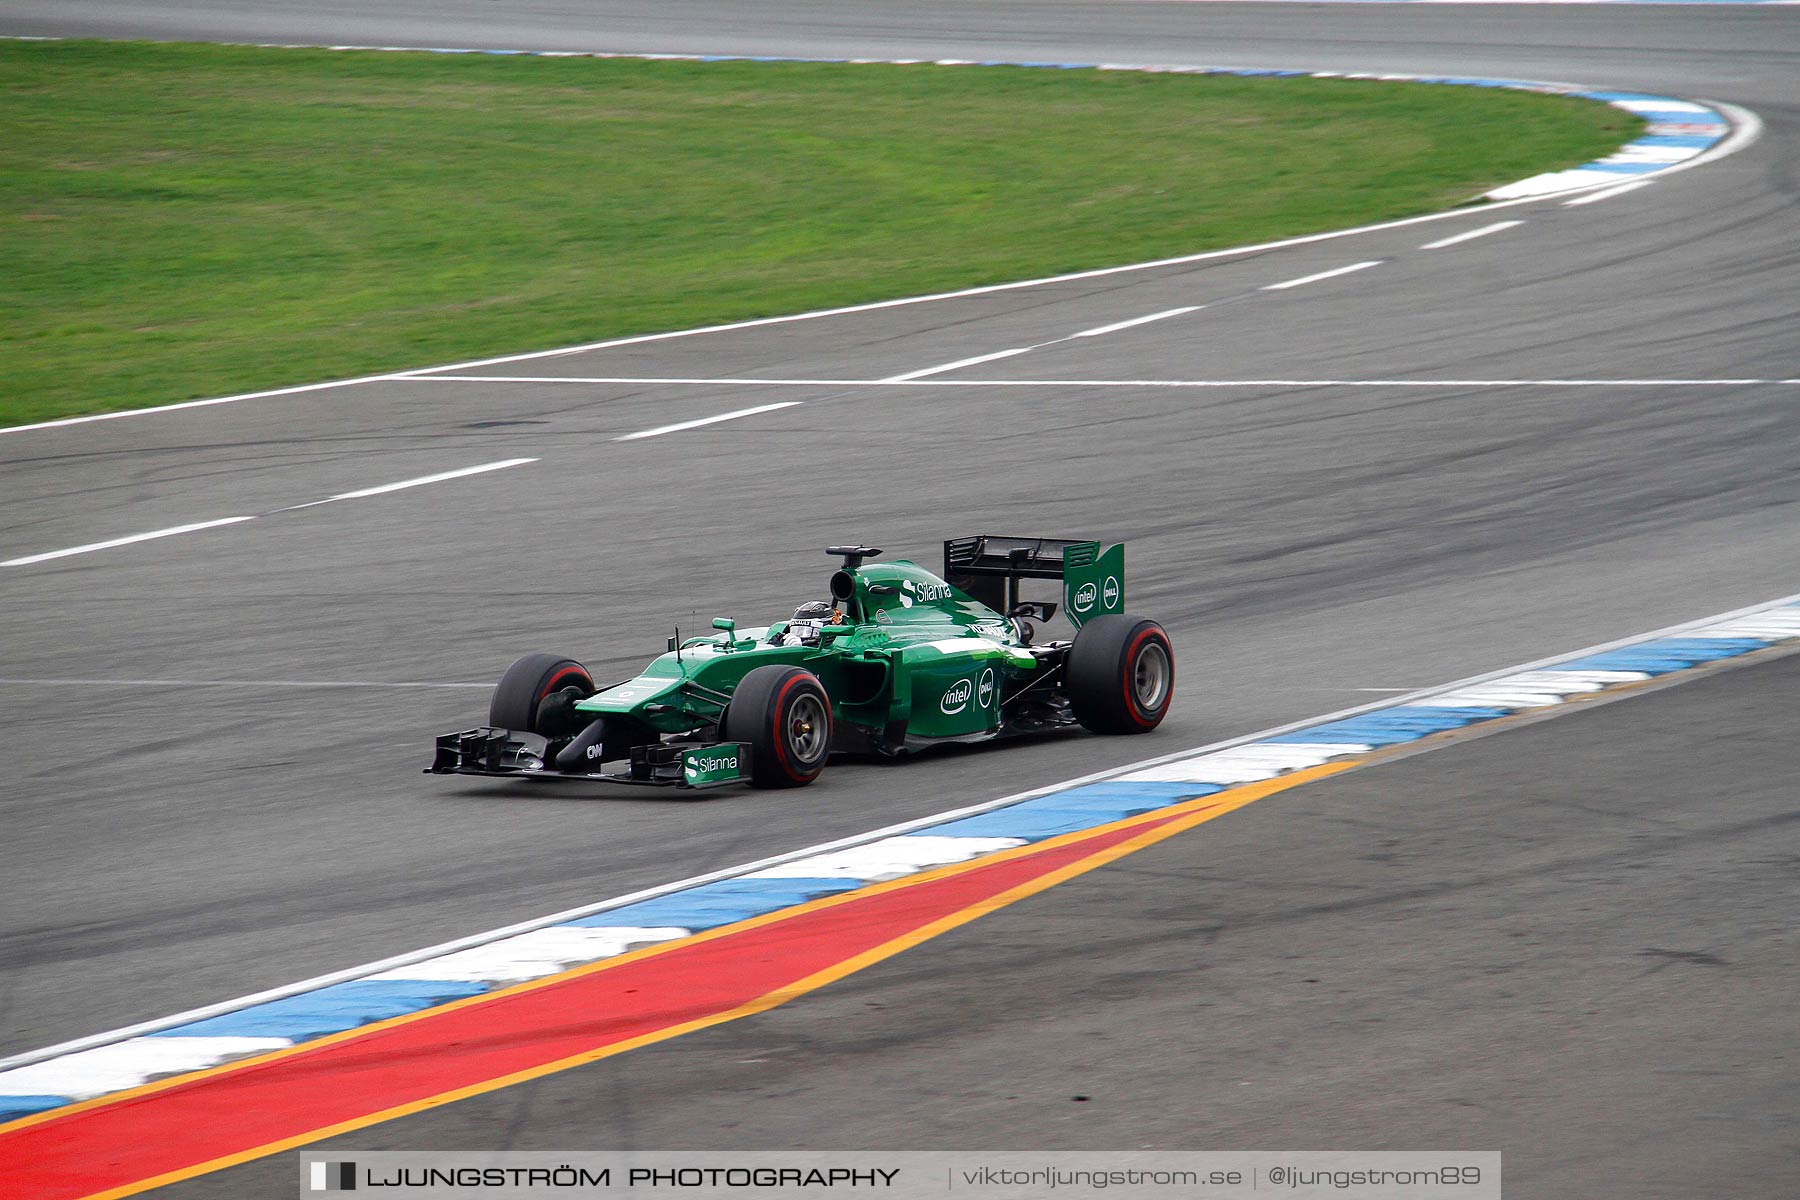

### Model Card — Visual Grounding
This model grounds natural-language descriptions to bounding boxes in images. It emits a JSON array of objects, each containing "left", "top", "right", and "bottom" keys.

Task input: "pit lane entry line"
[{"left": 0, "top": 765, "right": 1351, "bottom": 1200}]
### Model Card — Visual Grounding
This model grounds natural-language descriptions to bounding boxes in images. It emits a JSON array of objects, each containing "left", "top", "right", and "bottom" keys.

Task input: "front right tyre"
[{"left": 722, "top": 664, "right": 832, "bottom": 788}]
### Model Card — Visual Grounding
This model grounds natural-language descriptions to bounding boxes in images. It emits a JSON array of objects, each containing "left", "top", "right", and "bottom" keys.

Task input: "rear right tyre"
[{"left": 1066, "top": 614, "right": 1174, "bottom": 734}]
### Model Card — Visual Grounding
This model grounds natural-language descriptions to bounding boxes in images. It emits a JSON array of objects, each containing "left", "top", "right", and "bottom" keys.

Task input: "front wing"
[{"left": 427, "top": 728, "right": 751, "bottom": 789}]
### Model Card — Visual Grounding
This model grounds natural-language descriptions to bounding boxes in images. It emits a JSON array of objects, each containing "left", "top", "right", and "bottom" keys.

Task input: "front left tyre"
[
  {"left": 489, "top": 653, "right": 595, "bottom": 738},
  {"left": 722, "top": 664, "right": 832, "bottom": 788}
]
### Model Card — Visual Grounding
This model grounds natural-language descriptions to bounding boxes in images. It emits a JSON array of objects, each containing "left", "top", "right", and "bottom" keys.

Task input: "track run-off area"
[{"left": 1, "top": 3, "right": 1797, "bottom": 1198}]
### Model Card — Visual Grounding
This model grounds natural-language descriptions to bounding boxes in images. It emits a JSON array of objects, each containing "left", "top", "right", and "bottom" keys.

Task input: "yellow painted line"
[{"left": 70, "top": 759, "right": 1356, "bottom": 1199}]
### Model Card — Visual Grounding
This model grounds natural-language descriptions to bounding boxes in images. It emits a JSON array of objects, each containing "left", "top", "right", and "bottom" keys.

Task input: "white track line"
[
  {"left": 1261, "top": 260, "right": 1384, "bottom": 290},
  {"left": 613, "top": 401, "right": 802, "bottom": 441},
  {"left": 410, "top": 375, "right": 1797, "bottom": 389},
  {"left": 1564, "top": 180, "right": 1652, "bottom": 207},
  {"left": 779, "top": 306, "right": 1201, "bottom": 385},
  {"left": 0, "top": 677, "right": 489, "bottom": 690},
  {"left": 0, "top": 517, "right": 257, "bottom": 567},
  {"left": 1069, "top": 306, "right": 1203, "bottom": 338},
  {"left": 316, "top": 457, "right": 538, "bottom": 501},
  {"left": 0, "top": 374, "right": 412, "bottom": 437},
  {"left": 4, "top": 458, "right": 538, "bottom": 567},
  {"left": 881, "top": 347, "right": 1036, "bottom": 383},
  {"left": 11, "top": 585, "right": 1800, "bottom": 1071},
  {"left": 1420, "top": 220, "right": 1525, "bottom": 250}
]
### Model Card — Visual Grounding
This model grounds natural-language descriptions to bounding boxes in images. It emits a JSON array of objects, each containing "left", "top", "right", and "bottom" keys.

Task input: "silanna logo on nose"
[
  {"left": 685, "top": 754, "right": 739, "bottom": 777},
  {"left": 940, "top": 678, "right": 974, "bottom": 714}
]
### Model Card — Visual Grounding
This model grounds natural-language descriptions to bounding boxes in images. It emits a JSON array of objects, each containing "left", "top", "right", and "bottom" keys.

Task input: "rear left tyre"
[
  {"left": 722, "top": 664, "right": 832, "bottom": 788},
  {"left": 489, "top": 653, "right": 595, "bottom": 738},
  {"left": 1066, "top": 614, "right": 1173, "bottom": 734}
]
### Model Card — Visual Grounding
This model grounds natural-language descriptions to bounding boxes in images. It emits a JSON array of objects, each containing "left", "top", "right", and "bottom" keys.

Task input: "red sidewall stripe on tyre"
[
  {"left": 1121, "top": 627, "right": 1171, "bottom": 729},
  {"left": 769, "top": 672, "right": 824, "bottom": 782},
  {"left": 536, "top": 666, "right": 590, "bottom": 702}
]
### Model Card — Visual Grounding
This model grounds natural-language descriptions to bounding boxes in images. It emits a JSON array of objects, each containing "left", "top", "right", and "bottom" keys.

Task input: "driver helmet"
[{"left": 787, "top": 600, "right": 835, "bottom": 646}]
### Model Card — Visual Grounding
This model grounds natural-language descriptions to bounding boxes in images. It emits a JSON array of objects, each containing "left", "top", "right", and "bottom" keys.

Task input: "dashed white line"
[
  {"left": 0, "top": 375, "right": 411, "bottom": 437},
  {"left": 1068, "top": 306, "right": 1202, "bottom": 338},
  {"left": 880, "top": 347, "right": 1036, "bottom": 383},
  {"left": 613, "top": 401, "right": 802, "bottom": 441},
  {"left": 0, "top": 517, "right": 258, "bottom": 567},
  {"left": 1419, "top": 220, "right": 1525, "bottom": 250},
  {"left": 1564, "top": 180, "right": 1652, "bottom": 207},
  {"left": 4, "top": 458, "right": 540, "bottom": 567},
  {"left": 318, "top": 457, "right": 538, "bottom": 502},
  {"left": 0, "top": 676, "right": 489, "bottom": 690},
  {"left": 1261, "top": 260, "right": 1383, "bottom": 291}
]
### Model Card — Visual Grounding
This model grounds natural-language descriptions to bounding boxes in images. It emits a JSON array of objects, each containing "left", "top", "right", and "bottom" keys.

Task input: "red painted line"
[{"left": 3, "top": 814, "right": 1175, "bottom": 1200}]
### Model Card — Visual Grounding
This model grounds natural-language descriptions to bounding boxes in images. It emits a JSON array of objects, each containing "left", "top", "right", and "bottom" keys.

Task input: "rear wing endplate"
[{"left": 943, "top": 535, "right": 1125, "bottom": 629}]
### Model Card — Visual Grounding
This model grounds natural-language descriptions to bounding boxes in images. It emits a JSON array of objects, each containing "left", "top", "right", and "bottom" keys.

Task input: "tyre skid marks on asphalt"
[{"left": 6, "top": 597, "right": 1800, "bottom": 1126}]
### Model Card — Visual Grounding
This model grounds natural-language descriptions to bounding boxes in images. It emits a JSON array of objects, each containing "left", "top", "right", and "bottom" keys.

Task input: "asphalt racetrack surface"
[
  {"left": 1, "top": 3, "right": 1797, "bottom": 1193},
  {"left": 172, "top": 647, "right": 1800, "bottom": 1198}
]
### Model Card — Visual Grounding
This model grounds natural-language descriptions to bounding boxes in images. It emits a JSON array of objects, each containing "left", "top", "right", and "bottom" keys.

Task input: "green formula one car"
[{"left": 429, "top": 536, "right": 1172, "bottom": 790}]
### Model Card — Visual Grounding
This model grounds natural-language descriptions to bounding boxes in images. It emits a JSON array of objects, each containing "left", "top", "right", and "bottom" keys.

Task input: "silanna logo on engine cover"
[
  {"left": 901, "top": 579, "right": 953, "bottom": 607},
  {"left": 940, "top": 678, "right": 974, "bottom": 715}
]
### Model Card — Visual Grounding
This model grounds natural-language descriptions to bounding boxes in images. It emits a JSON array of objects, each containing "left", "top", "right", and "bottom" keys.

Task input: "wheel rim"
[
  {"left": 1132, "top": 641, "right": 1171, "bottom": 712},
  {"left": 786, "top": 692, "right": 828, "bottom": 764}
]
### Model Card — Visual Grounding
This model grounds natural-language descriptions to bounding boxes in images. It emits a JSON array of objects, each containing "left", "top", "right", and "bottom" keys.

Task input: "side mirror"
[
  {"left": 819, "top": 624, "right": 855, "bottom": 640},
  {"left": 711, "top": 617, "right": 736, "bottom": 633}
]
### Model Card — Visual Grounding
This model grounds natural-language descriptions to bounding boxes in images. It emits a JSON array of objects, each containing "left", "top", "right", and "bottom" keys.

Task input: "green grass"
[{"left": 0, "top": 40, "right": 1640, "bottom": 426}]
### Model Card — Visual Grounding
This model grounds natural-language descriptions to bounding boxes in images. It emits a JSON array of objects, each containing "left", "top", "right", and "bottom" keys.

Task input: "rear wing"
[{"left": 943, "top": 535, "right": 1125, "bottom": 629}]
